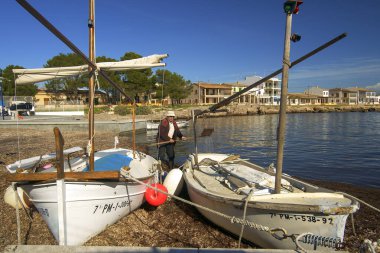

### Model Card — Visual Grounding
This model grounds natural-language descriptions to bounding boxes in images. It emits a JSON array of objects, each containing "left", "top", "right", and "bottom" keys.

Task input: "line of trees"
[
  {"left": 1, "top": 65, "right": 38, "bottom": 97},
  {"left": 0, "top": 52, "right": 192, "bottom": 104}
]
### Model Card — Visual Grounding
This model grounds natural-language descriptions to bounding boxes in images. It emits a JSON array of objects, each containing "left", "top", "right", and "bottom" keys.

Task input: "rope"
[
  {"left": 295, "top": 233, "right": 312, "bottom": 253},
  {"left": 125, "top": 181, "right": 132, "bottom": 213},
  {"left": 122, "top": 170, "right": 353, "bottom": 250},
  {"left": 86, "top": 71, "right": 98, "bottom": 157},
  {"left": 335, "top": 191, "right": 380, "bottom": 213},
  {"left": 87, "top": 140, "right": 92, "bottom": 156},
  {"left": 283, "top": 59, "right": 291, "bottom": 67},
  {"left": 238, "top": 189, "right": 254, "bottom": 248},
  {"left": 94, "top": 69, "right": 100, "bottom": 92},
  {"left": 359, "top": 239, "right": 378, "bottom": 253},
  {"left": 122, "top": 172, "right": 273, "bottom": 234},
  {"left": 337, "top": 190, "right": 380, "bottom": 244}
]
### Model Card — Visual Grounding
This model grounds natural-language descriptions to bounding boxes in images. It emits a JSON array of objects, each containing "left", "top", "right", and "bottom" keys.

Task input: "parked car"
[{"left": 8, "top": 101, "right": 35, "bottom": 116}]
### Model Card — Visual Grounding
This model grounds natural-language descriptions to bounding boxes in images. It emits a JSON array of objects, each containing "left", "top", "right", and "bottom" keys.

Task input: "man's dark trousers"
[{"left": 158, "top": 143, "right": 175, "bottom": 170}]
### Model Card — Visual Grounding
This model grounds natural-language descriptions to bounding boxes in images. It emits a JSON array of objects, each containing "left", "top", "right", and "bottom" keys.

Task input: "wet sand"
[{"left": 0, "top": 127, "right": 379, "bottom": 252}]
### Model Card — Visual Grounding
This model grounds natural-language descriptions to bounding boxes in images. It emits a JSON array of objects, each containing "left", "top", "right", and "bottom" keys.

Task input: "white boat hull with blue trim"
[{"left": 6, "top": 148, "right": 158, "bottom": 246}]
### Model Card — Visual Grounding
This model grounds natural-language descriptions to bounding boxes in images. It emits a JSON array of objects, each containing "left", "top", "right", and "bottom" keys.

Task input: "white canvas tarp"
[{"left": 13, "top": 54, "right": 168, "bottom": 85}]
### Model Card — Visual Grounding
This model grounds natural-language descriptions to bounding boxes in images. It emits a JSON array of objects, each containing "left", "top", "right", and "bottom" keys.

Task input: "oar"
[{"left": 147, "top": 137, "right": 193, "bottom": 147}]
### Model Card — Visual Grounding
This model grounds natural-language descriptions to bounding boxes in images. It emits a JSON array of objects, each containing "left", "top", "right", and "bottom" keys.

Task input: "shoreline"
[{"left": 125, "top": 104, "right": 380, "bottom": 121}]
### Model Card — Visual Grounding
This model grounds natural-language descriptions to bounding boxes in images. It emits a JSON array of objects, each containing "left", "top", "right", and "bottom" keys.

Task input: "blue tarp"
[{"left": 84, "top": 154, "right": 132, "bottom": 172}]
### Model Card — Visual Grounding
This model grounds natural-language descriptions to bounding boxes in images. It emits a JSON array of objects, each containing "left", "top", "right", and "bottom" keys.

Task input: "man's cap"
[{"left": 166, "top": 111, "right": 176, "bottom": 117}]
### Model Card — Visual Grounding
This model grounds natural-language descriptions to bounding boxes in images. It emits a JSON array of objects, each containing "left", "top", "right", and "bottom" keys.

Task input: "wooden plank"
[
  {"left": 64, "top": 171, "right": 120, "bottom": 180},
  {"left": 54, "top": 127, "right": 65, "bottom": 179},
  {"left": 6, "top": 171, "right": 120, "bottom": 182},
  {"left": 6, "top": 172, "right": 57, "bottom": 182}
]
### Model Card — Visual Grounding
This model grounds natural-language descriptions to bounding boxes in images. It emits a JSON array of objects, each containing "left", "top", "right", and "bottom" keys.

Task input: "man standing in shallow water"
[{"left": 156, "top": 111, "right": 186, "bottom": 170}]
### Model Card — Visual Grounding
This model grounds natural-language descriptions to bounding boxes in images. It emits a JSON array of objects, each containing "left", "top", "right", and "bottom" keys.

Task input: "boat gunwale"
[{"left": 10, "top": 173, "right": 154, "bottom": 184}]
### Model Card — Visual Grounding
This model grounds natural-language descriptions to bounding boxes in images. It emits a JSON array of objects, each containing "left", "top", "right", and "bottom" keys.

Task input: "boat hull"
[
  {"left": 9, "top": 148, "right": 157, "bottom": 246},
  {"left": 183, "top": 153, "right": 357, "bottom": 250},
  {"left": 185, "top": 182, "right": 348, "bottom": 250},
  {"left": 21, "top": 179, "right": 151, "bottom": 245}
]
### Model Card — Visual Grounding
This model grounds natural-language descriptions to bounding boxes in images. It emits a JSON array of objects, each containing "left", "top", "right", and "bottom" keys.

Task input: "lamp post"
[{"left": 0, "top": 69, "right": 5, "bottom": 120}]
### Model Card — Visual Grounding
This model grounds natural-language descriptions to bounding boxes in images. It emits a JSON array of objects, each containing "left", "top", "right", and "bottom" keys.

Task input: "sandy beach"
[{"left": 0, "top": 126, "right": 379, "bottom": 252}]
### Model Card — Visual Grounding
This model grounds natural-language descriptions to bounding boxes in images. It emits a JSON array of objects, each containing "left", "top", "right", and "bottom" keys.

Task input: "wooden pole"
[
  {"left": 192, "top": 110, "right": 199, "bottom": 165},
  {"left": 148, "top": 137, "right": 193, "bottom": 147},
  {"left": 132, "top": 102, "right": 136, "bottom": 159},
  {"left": 275, "top": 13, "right": 292, "bottom": 194},
  {"left": 53, "top": 127, "right": 66, "bottom": 245},
  {"left": 54, "top": 127, "right": 65, "bottom": 179},
  {"left": 12, "top": 183, "right": 21, "bottom": 245},
  {"left": 88, "top": 0, "right": 95, "bottom": 171}
]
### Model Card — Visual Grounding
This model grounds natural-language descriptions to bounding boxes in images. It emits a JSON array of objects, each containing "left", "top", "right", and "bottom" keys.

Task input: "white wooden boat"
[
  {"left": 6, "top": 0, "right": 167, "bottom": 246},
  {"left": 7, "top": 147, "right": 158, "bottom": 245},
  {"left": 182, "top": 26, "right": 355, "bottom": 251},
  {"left": 146, "top": 120, "right": 189, "bottom": 130},
  {"left": 183, "top": 153, "right": 359, "bottom": 250}
]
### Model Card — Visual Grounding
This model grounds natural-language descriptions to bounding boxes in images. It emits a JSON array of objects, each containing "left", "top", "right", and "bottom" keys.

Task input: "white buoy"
[
  {"left": 163, "top": 168, "right": 184, "bottom": 196},
  {"left": 4, "top": 185, "right": 32, "bottom": 209}
]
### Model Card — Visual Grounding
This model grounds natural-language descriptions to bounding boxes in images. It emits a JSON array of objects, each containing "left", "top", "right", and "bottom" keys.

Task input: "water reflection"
[{"left": 137, "top": 112, "right": 380, "bottom": 188}]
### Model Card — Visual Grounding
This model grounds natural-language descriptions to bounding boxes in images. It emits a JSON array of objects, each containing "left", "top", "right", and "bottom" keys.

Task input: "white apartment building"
[
  {"left": 349, "top": 87, "right": 377, "bottom": 104},
  {"left": 235, "top": 75, "right": 281, "bottom": 105}
]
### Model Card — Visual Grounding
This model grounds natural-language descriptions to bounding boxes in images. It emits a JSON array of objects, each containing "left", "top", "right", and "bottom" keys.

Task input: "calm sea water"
[{"left": 138, "top": 112, "right": 380, "bottom": 188}]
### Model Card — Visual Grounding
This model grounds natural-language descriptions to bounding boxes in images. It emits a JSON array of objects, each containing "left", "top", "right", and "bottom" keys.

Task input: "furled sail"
[{"left": 13, "top": 54, "right": 168, "bottom": 85}]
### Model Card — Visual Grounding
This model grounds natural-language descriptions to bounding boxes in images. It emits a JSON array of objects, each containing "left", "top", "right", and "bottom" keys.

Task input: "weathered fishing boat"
[
  {"left": 182, "top": 7, "right": 358, "bottom": 250},
  {"left": 183, "top": 153, "right": 359, "bottom": 250},
  {"left": 6, "top": 0, "right": 167, "bottom": 246},
  {"left": 7, "top": 146, "right": 159, "bottom": 246}
]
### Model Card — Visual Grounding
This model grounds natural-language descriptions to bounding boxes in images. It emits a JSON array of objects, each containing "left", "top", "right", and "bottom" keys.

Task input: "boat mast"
[
  {"left": 275, "top": 14, "right": 291, "bottom": 193},
  {"left": 275, "top": 1, "right": 301, "bottom": 193},
  {"left": 88, "top": 0, "right": 95, "bottom": 171}
]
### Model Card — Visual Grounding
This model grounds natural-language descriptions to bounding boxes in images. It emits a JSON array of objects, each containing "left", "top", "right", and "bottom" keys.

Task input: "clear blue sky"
[{"left": 1, "top": 0, "right": 380, "bottom": 92}]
